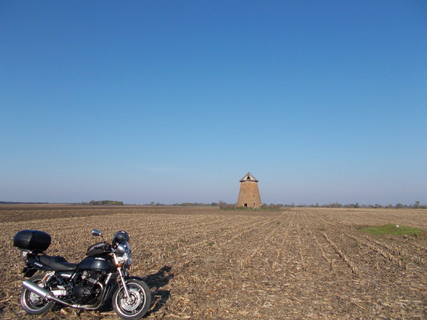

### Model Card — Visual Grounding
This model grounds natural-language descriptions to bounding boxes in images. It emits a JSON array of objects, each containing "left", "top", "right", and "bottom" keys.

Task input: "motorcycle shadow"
[{"left": 143, "top": 265, "right": 174, "bottom": 315}]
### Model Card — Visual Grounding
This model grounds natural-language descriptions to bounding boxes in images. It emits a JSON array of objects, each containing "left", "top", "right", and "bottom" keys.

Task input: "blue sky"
[{"left": 1, "top": 1, "right": 426, "bottom": 205}]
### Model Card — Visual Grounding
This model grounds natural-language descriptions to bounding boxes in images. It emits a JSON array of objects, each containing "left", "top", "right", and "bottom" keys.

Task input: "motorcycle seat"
[{"left": 39, "top": 255, "right": 78, "bottom": 271}]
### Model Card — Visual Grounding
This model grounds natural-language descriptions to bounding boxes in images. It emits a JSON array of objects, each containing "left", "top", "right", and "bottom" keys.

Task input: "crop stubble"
[{"left": 0, "top": 205, "right": 425, "bottom": 319}]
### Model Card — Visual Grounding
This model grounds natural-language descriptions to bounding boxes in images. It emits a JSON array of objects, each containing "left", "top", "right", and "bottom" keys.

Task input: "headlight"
[
  {"left": 115, "top": 242, "right": 132, "bottom": 267},
  {"left": 116, "top": 244, "right": 127, "bottom": 255},
  {"left": 124, "top": 251, "right": 132, "bottom": 266}
]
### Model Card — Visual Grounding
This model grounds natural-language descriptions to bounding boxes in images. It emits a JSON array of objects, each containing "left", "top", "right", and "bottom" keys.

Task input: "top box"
[{"left": 13, "top": 230, "right": 51, "bottom": 251}]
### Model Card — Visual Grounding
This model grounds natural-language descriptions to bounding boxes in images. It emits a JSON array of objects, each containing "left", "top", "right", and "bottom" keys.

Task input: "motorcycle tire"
[
  {"left": 20, "top": 274, "right": 55, "bottom": 315},
  {"left": 112, "top": 279, "right": 151, "bottom": 319}
]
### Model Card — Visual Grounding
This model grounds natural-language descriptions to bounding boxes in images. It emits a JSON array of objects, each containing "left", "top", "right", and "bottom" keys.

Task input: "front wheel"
[
  {"left": 20, "top": 274, "right": 55, "bottom": 315},
  {"left": 113, "top": 279, "right": 151, "bottom": 319}
]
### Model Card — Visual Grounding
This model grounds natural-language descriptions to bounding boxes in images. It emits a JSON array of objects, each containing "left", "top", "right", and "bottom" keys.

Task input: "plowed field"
[{"left": 0, "top": 205, "right": 426, "bottom": 319}]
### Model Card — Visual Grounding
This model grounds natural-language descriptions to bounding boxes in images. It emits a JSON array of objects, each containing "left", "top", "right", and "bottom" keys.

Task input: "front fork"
[
  {"left": 113, "top": 252, "right": 132, "bottom": 300},
  {"left": 117, "top": 267, "right": 131, "bottom": 299}
]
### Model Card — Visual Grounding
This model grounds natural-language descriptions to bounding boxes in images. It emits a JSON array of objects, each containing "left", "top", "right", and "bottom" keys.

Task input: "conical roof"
[{"left": 240, "top": 172, "right": 258, "bottom": 182}]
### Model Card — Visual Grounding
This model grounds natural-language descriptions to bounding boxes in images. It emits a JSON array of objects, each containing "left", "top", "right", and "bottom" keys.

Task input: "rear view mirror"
[{"left": 91, "top": 230, "right": 102, "bottom": 237}]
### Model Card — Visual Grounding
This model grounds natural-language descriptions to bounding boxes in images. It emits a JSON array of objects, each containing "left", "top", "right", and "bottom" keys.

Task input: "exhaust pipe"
[
  {"left": 23, "top": 280, "right": 104, "bottom": 310},
  {"left": 23, "top": 280, "right": 70, "bottom": 306}
]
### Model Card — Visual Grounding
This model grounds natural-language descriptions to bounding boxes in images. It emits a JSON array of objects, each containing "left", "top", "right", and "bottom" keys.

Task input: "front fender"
[{"left": 127, "top": 276, "right": 146, "bottom": 282}]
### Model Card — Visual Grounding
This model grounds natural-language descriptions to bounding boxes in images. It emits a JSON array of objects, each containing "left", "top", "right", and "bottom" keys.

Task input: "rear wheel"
[
  {"left": 113, "top": 279, "right": 151, "bottom": 319},
  {"left": 20, "top": 274, "right": 55, "bottom": 315}
]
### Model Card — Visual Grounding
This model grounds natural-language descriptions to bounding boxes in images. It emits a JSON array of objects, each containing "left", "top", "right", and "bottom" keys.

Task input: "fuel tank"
[{"left": 78, "top": 255, "right": 114, "bottom": 271}]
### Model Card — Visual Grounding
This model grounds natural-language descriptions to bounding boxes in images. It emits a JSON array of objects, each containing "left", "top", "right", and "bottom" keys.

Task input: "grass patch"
[{"left": 360, "top": 224, "right": 424, "bottom": 236}]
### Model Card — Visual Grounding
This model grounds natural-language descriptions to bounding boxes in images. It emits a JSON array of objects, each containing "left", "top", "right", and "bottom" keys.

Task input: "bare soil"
[{"left": 0, "top": 205, "right": 426, "bottom": 319}]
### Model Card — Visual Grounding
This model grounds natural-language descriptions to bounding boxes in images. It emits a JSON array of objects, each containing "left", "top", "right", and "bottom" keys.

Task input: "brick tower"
[{"left": 237, "top": 172, "right": 262, "bottom": 208}]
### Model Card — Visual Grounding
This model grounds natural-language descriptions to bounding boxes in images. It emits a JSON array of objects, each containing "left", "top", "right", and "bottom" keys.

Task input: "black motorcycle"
[{"left": 13, "top": 229, "right": 151, "bottom": 319}]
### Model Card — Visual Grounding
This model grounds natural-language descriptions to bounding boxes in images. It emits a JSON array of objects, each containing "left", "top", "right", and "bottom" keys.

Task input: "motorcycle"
[{"left": 13, "top": 228, "right": 151, "bottom": 319}]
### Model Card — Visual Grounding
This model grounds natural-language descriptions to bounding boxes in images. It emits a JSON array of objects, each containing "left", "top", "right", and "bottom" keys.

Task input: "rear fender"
[
  {"left": 23, "top": 254, "right": 49, "bottom": 276},
  {"left": 22, "top": 266, "right": 37, "bottom": 278}
]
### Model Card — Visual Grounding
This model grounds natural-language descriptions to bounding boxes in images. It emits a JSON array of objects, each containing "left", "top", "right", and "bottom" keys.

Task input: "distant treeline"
[
  {"left": 0, "top": 201, "right": 49, "bottom": 204},
  {"left": 285, "top": 202, "right": 427, "bottom": 209},
  {"left": 145, "top": 201, "right": 219, "bottom": 207},
  {"left": 2, "top": 200, "right": 426, "bottom": 209},
  {"left": 145, "top": 201, "right": 427, "bottom": 209},
  {"left": 88, "top": 200, "right": 124, "bottom": 206}
]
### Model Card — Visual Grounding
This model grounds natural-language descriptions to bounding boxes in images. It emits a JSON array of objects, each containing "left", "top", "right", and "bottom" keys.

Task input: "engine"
[{"left": 72, "top": 270, "right": 104, "bottom": 304}]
